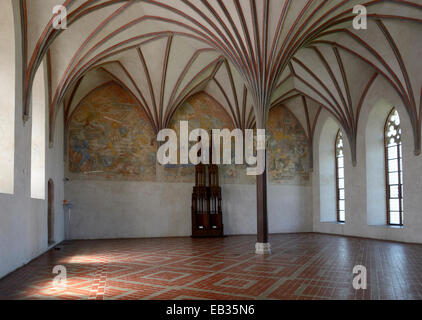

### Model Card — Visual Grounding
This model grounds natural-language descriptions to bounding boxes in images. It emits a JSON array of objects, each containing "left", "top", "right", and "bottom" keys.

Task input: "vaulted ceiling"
[{"left": 20, "top": 0, "right": 422, "bottom": 162}]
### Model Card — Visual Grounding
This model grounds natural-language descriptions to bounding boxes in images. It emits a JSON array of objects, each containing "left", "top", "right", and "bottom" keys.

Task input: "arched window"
[
  {"left": 335, "top": 130, "right": 345, "bottom": 223},
  {"left": 385, "top": 108, "right": 404, "bottom": 226}
]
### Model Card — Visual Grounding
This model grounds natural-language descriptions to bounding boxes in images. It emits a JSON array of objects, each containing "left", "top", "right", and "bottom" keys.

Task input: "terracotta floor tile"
[{"left": 0, "top": 234, "right": 421, "bottom": 300}]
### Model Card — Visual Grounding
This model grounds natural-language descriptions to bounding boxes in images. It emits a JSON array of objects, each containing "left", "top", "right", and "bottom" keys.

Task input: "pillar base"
[{"left": 255, "top": 242, "right": 271, "bottom": 255}]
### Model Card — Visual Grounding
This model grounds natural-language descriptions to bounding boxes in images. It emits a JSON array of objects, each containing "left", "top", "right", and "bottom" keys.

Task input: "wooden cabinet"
[{"left": 192, "top": 163, "right": 224, "bottom": 237}]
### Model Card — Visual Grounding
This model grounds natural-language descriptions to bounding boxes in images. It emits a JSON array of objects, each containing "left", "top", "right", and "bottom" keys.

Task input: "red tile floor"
[{"left": 1, "top": 233, "right": 422, "bottom": 300}]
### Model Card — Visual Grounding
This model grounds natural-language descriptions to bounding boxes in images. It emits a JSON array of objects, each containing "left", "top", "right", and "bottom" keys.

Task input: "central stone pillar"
[{"left": 256, "top": 151, "right": 271, "bottom": 255}]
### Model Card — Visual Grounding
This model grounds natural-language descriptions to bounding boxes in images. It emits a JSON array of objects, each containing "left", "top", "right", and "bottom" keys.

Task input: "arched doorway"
[{"left": 48, "top": 179, "right": 54, "bottom": 245}]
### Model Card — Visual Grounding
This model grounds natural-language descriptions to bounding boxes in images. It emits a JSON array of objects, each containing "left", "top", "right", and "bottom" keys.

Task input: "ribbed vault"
[{"left": 19, "top": 0, "right": 421, "bottom": 156}]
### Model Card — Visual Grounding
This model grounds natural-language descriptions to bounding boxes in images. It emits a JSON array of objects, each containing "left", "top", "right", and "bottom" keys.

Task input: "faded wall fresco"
[
  {"left": 158, "top": 92, "right": 254, "bottom": 184},
  {"left": 268, "top": 106, "right": 310, "bottom": 184},
  {"left": 161, "top": 96, "right": 310, "bottom": 184},
  {"left": 68, "top": 85, "right": 309, "bottom": 185},
  {"left": 68, "top": 82, "right": 156, "bottom": 180}
]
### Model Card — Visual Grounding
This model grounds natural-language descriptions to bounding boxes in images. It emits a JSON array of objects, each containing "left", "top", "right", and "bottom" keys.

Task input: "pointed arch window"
[
  {"left": 385, "top": 109, "right": 404, "bottom": 226},
  {"left": 335, "top": 130, "right": 345, "bottom": 223}
]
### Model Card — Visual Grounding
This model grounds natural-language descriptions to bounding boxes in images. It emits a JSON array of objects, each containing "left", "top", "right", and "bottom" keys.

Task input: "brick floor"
[{"left": 0, "top": 233, "right": 421, "bottom": 300}]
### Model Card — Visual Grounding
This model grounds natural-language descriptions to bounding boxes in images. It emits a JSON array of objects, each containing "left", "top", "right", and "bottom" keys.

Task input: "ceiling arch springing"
[{"left": 205, "top": 59, "right": 256, "bottom": 130}]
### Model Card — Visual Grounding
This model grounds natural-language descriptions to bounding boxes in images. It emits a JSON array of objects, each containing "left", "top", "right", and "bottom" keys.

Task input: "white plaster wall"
[
  {"left": 30, "top": 61, "right": 46, "bottom": 200},
  {"left": 65, "top": 181, "right": 193, "bottom": 239},
  {"left": 0, "top": 3, "right": 66, "bottom": 278},
  {"left": 268, "top": 184, "right": 313, "bottom": 234},
  {"left": 0, "top": 102, "right": 66, "bottom": 280},
  {"left": 0, "top": 0, "right": 15, "bottom": 195},
  {"left": 225, "top": 183, "right": 312, "bottom": 235},
  {"left": 313, "top": 77, "right": 422, "bottom": 244},
  {"left": 365, "top": 100, "right": 391, "bottom": 225},
  {"left": 318, "top": 117, "right": 339, "bottom": 223},
  {"left": 65, "top": 180, "right": 312, "bottom": 240}
]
